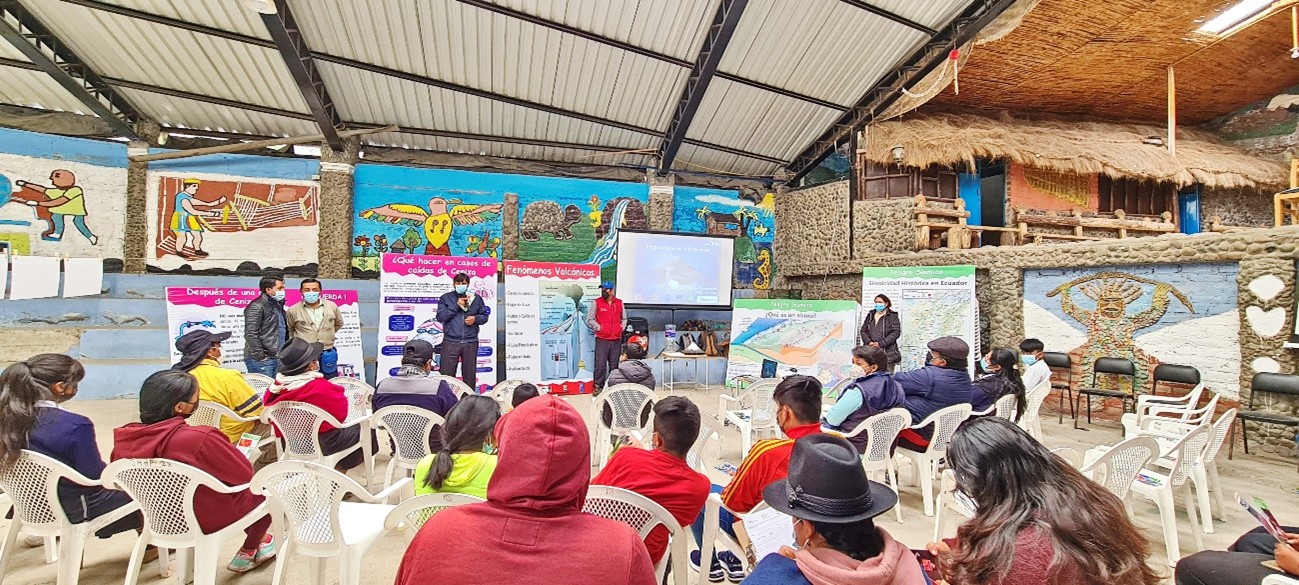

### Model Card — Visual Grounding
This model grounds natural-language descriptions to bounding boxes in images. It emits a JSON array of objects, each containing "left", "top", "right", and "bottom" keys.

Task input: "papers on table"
[
  {"left": 736, "top": 506, "right": 796, "bottom": 566},
  {"left": 9, "top": 255, "right": 60, "bottom": 300},
  {"left": 62, "top": 258, "right": 104, "bottom": 298}
]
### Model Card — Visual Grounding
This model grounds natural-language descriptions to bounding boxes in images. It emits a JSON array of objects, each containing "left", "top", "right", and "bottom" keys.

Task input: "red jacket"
[
  {"left": 263, "top": 376, "right": 349, "bottom": 434},
  {"left": 593, "top": 448, "right": 710, "bottom": 564},
  {"left": 593, "top": 296, "right": 625, "bottom": 341},
  {"left": 395, "top": 395, "right": 656, "bottom": 585},
  {"left": 721, "top": 423, "right": 822, "bottom": 513},
  {"left": 111, "top": 417, "right": 265, "bottom": 536}
]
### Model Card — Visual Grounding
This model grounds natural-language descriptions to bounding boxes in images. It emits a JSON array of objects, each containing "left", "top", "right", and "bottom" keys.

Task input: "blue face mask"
[
  {"left": 455, "top": 285, "right": 468, "bottom": 295},
  {"left": 272, "top": 290, "right": 285, "bottom": 302},
  {"left": 874, "top": 303, "right": 886, "bottom": 313},
  {"left": 303, "top": 291, "right": 321, "bottom": 304},
  {"left": 1021, "top": 355, "right": 1037, "bottom": 366},
  {"left": 979, "top": 357, "right": 992, "bottom": 372}
]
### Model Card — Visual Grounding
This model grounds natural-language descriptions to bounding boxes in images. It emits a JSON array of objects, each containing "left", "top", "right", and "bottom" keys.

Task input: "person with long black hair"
[
  {"left": 927, "top": 417, "right": 1161, "bottom": 585},
  {"left": 0, "top": 354, "right": 141, "bottom": 539},
  {"left": 414, "top": 395, "right": 501, "bottom": 498},
  {"left": 972, "top": 348, "right": 1027, "bottom": 422}
]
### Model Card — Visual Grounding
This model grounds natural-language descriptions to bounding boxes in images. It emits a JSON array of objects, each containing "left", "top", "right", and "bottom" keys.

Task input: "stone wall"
[
  {"left": 1203, "top": 186, "right": 1275, "bottom": 228},
  {"left": 853, "top": 198, "right": 914, "bottom": 255},
  {"left": 775, "top": 181, "right": 849, "bottom": 271}
]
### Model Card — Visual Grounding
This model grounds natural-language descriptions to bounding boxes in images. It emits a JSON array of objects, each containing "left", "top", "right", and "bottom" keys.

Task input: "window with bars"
[
  {"left": 1097, "top": 176, "right": 1175, "bottom": 216},
  {"left": 856, "top": 160, "right": 959, "bottom": 201}
]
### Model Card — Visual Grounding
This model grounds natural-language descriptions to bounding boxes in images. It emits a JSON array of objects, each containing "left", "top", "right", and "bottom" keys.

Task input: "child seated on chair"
[{"left": 414, "top": 395, "right": 500, "bottom": 499}]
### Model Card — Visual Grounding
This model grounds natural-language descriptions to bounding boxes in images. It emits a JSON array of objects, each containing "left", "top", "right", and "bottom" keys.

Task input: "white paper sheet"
[
  {"left": 61, "top": 258, "right": 104, "bottom": 298},
  {"left": 0, "top": 248, "right": 8, "bottom": 299},
  {"left": 9, "top": 256, "right": 60, "bottom": 300},
  {"left": 738, "top": 506, "right": 796, "bottom": 564}
]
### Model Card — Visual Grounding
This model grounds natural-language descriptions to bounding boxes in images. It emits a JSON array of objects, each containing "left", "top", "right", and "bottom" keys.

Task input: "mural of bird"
[{"left": 360, "top": 197, "right": 503, "bottom": 255}]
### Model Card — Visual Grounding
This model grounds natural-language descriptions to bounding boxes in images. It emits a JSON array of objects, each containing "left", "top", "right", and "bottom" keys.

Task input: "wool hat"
[
  {"left": 927, "top": 336, "right": 970, "bottom": 360},
  {"left": 761, "top": 434, "right": 897, "bottom": 524},
  {"left": 277, "top": 337, "right": 324, "bottom": 376},
  {"left": 173, "top": 329, "right": 231, "bottom": 372}
]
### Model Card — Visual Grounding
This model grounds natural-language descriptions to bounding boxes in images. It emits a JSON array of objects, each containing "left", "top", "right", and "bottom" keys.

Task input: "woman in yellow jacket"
[{"left": 414, "top": 395, "right": 501, "bottom": 498}]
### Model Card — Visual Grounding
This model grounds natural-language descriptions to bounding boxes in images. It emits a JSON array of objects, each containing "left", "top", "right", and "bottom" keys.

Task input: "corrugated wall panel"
[
  {"left": 115, "top": 87, "right": 319, "bottom": 138},
  {"left": 0, "top": 66, "right": 95, "bottom": 113}
]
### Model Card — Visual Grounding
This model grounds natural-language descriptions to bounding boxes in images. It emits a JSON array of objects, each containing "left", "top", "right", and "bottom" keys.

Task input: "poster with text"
[
  {"left": 862, "top": 265, "right": 978, "bottom": 372},
  {"left": 503, "top": 261, "right": 601, "bottom": 395},
  {"left": 165, "top": 287, "right": 364, "bottom": 378},
  {"left": 725, "top": 299, "right": 860, "bottom": 388},
  {"left": 380, "top": 253, "right": 497, "bottom": 391}
]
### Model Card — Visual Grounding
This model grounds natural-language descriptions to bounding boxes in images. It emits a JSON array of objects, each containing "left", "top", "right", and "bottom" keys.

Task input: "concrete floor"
[{"left": 2, "top": 388, "right": 1295, "bottom": 585}]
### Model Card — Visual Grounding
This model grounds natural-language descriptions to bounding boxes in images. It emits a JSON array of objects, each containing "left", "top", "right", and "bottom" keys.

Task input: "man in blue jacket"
[
  {"left": 436, "top": 273, "right": 488, "bottom": 391},
  {"left": 893, "top": 336, "right": 973, "bottom": 451}
]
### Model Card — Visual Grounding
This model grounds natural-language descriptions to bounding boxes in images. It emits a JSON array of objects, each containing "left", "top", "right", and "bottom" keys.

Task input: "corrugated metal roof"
[
  {"left": 0, "top": 65, "right": 95, "bottom": 113},
  {"left": 484, "top": 0, "right": 720, "bottom": 61},
  {"left": 115, "top": 87, "right": 319, "bottom": 138},
  {"left": 0, "top": 41, "right": 30, "bottom": 62},
  {"left": 687, "top": 78, "right": 841, "bottom": 161},
  {"left": 868, "top": 0, "right": 971, "bottom": 30},
  {"left": 89, "top": 0, "right": 272, "bottom": 39},
  {"left": 672, "top": 143, "right": 782, "bottom": 177},
  {"left": 364, "top": 130, "right": 657, "bottom": 168},
  {"left": 23, "top": 1, "right": 307, "bottom": 115}
]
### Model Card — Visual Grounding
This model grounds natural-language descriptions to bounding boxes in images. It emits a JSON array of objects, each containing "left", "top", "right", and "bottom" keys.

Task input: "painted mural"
[
  {"left": 515, "top": 177, "right": 647, "bottom": 283},
  {"left": 351, "top": 164, "right": 505, "bottom": 277},
  {"left": 1023, "top": 263, "right": 1240, "bottom": 398},
  {"left": 146, "top": 153, "right": 320, "bottom": 274},
  {"left": 672, "top": 186, "right": 776, "bottom": 289},
  {"left": 0, "top": 127, "right": 126, "bottom": 260}
]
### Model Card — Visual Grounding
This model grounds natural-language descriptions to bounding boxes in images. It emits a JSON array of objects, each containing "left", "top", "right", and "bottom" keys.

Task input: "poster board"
[
  {"left": 724, "top": 299, "right": 859, "bottom": 387},
  {"left": 862, "top": 265, "right": 978, "bottom": 371},
  {"left": 165, "top": 287, "right": 364, "bottom": 378},
  {"left": 379, "top": 253, "right": 498, "bottom": 392},
  {"left": 503, "top": 261, "right": 601, "bottom": 395}
]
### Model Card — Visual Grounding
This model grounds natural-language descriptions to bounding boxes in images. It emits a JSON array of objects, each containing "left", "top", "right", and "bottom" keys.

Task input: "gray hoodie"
[{"left": 604, "top": 359, "right": 655, "bottom": 390}]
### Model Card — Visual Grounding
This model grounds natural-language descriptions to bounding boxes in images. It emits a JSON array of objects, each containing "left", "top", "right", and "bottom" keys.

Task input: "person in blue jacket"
[
  {"left": 435, "top": 273, "right": 488, "bottom": 391},
  {"left": 893, "top": 337, "right": 973, "bottom": 451},
  {"left": 822, "top": 345, "right": 905, "bottom": 453}
]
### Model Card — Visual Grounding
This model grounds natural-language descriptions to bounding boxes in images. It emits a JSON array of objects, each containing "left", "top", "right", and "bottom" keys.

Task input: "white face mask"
[{"left": 849, "top": 365, "right": 867, "bottom": 378}]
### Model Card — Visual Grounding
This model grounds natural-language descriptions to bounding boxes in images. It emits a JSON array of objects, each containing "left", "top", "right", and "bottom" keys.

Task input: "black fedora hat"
[
  {"left": 277, "top": 337, "right": 324, "bottom": 376},
  {"left": 762, "top": 434, "right": 897, "bottom": 524},
  {"left": 173, "top": 329, "right": 232, "bottom": 372}
]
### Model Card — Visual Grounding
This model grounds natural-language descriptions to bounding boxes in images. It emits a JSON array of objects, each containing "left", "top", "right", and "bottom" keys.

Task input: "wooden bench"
[{"left": 912, "top": 195, "right": 971, "bottom": 250}]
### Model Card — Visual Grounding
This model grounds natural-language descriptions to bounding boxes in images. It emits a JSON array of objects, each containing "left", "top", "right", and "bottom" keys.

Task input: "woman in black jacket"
[{"left": 860, "top": 294, "right": 901, "bottom": 372}]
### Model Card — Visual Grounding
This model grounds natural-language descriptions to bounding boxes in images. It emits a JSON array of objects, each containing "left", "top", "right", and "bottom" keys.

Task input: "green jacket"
[{"left": 413, "top": 451, "right": 497, "bottom": 499}]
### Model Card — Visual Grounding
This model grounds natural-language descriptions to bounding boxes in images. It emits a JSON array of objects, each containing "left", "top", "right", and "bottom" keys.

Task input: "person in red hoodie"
[
  {"left": 111, "top": 370, "right": 276, "bottom": 573},
  {"left": 394, "top": 394, "right": 656, "bottom": 585},
  {"left": 261, "top": 338, "right": 367, "bottom": 471}
]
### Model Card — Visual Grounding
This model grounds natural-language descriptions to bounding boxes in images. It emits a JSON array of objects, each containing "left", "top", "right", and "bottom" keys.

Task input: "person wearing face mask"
[
  {"left": 285, "top": 278, "right": 344, "bottom": 379},
  {"left": 859, "top": 294, "right": 901, "bottom": 372},
  {"left": 586, "top": 281, "right": 627, "bottom": 395},
  {"left": 242, "top": 275, "right": 287, "bottom": 378},
  {"left": 1018, "top": 338, "right": 1052, "bottom": 394},
  {"left": 112, "top": 370, "right": 276, "bottom": 573},
  {"left": 972, "top": 348, "right": 1027, "bottom": 421},
  {"left": 414, "top": 395, "right": 501, "bottom": 499},
  {"left": 893, "top": 336, "right": 974, "bottom": 452},
  {"left": 262, "top": 338, "right": 369, "bottom": 472},
  {"left": 822, "top": 346, "right": 906, "bottom": 453},
  {"left": 171, "top": 329, "right": 271, "bottom": 447},
  {"left": 436, "top": 273, "right": 488, "bottom": 391},
  {"left": 742, "top": 434, "right": 925, "bottom": 585}
]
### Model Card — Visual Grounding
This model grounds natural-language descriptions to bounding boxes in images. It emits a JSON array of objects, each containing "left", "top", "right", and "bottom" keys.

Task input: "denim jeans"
[
  {"left": 244, "top": 357, "right": 279, "bottom": 378},
  {"left": 691, "top": 483, "right": 738, "bottom": 555},
  {"left": 45, "top": 215, "right": 96, "bottom": 242}
]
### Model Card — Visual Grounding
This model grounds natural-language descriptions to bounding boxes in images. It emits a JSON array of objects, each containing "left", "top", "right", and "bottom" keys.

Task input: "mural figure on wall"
[
  {"left": 169, "top": 179, "right": 228, "bottom": 259},
  {"left": 517, "top": 194, "right": 648, "bottom": 282},
  {"left": 673, "top": 187, "right": 776, "bottom": 289},
  {"left": 1023, "top": 263, "right": 1240, "bottom": 399},
  {"left": 13, "top": 170, "right": 98, "bottom": 244},
  {"left": 359, "top": 196, "right": 503, "bottom": 255},
  {"left": 152, "top": 175, "right": 319, "bottom": 263}
]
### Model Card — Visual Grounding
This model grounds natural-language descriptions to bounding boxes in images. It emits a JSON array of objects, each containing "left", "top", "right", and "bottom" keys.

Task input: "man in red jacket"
[
  {"left": 395, "top": 395, "right": 656, "bottom": 585},
  {"left": 593, "top": 396, "right": 710, "bottom": 566},
  {"left": 586, "top": 281, "right": 627, "bottom": 394}
]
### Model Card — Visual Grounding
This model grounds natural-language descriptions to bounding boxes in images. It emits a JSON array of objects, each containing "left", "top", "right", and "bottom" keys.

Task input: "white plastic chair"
[
  {"left": 0, "top": 451, "right": 147, "bottom": 585},
  {"left": 1123, "top": 391, "right": 1218, "bottom": 437},
  {"left": 584, "top": 486, "right": 688, "bottom": 585},
  {"left": 1130, "top": 382, "right": 1207, "bottom": 422},
  {"left": 592, "top": 384, "right": 659, "bottom": 470},
  {"left": 1018, "top": 378, "right": 1051, "bottom": 440},
  {"left": 932, "top": 469, "right": 973, "bottom": 541},
  {"left": 190, "top": 400, "right": 276, "bottom": 457},
  {"left": 841, "top": 408, "right": 911, "bottom": 524},
  {"left": 103, "top": 458, "right": 267, "bottom": 585},
  {"left": 429, "top": 374, "right": 474, "bottom": 398},
  {"left": 819, "top": 377, "right": 856, "bottom": 417},
  {"left": 717, "top": 379, "right": 780, "bottom": 457},
  {"left": 1080, "top": 435, "right": 1161, "bottom": 502},
  {"left": 383, "top": 492, "right": 484, "bottom": 544},
  {"left": 897, "top": 403, "right": 972, "bottom": 517},
  {"left": 971, "top": 393, "right": 1019, "bottom": 419},
  {"left": 1128, "top": 423, "right": 1210, "bottom": 566},
  {"left": 243, "top": 373, "right": 274, "bottom": 394},
  {"left": 686, "top": 424, "right": 720, "bottom": 476},
  {"left": 1263, "top": 575, "right": 1299, "bottom": 585},
  {"left": 372, "top": 405, "right": 445, "bottom": 488},
  {"left": 489, "top": 379, "right": 530, "bottom": 408},
  {"left": 333, "top": 377, "right": 375, "bottom": 423},
  {"left": 262, "top": 401, "right": 372, "bottom": 484},
  {"left": 699, "top": 492, "right": 769, "bottom": 576},
  {"left": 251, "top": 461, "right": 408, "bottom": 585},
  {"left": 1144, "top": 408, "right": 1238, "bottom": 534}
]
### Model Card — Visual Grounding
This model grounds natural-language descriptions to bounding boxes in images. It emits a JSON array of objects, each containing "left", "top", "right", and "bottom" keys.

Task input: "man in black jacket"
[
  {"left": 243, "top": 275, "right": 286, "bottom": 378},
  {"left": 435, "top": 273, "right": 487, "bottom": 391}
]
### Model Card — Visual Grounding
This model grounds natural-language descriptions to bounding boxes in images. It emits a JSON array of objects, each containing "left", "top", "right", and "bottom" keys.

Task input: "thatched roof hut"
[{"left": 860, "top": 110, "right": 1287, "bottom": 189}]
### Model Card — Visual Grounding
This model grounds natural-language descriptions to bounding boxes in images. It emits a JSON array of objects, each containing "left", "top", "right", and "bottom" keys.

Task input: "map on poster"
[
  {"left": 165, "top": 287, "right": 364, "bottom": 378},
  {"left": 503, "top": 261, "right": 601, "bottom": 395},
  {"left": 862, "top": 265, "right": 977, "bottom": 372},
  {"left": 725, "top": 299, "right": 860, "bottom": 387},
  {"left": 379, "top": 253, "right": 498, "bottom": 391}
]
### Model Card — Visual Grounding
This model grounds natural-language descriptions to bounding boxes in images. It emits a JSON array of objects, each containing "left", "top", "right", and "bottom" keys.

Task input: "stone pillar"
[
  {"left": 647, "top": 172, "right": 675, "bottom": 232},
  {"left": 984, "top": 267, "right": 1025, "bottom": 349},
  {"left": 317, "top": 138, "right": 360, "bottom": 279},
  {"left": 502, "top": 193, "right": 519, "bottom": 260},
  {"left": 123, "top": 120, "right": 161, "bottom": 274}
]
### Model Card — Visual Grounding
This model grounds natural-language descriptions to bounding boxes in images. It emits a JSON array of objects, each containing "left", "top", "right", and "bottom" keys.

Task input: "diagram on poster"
[
  {"left": 380, "top": 254, "right": 497, "bottom": 391},
  {"left": 725, "top": 299, "right": 859, "bottom": 387},
  {"left": 165, "top": 287, "right": 364, "bottom": 378},
  {"left": 862, "top": 266, "right": 977, "bottom": 372},
  {"left": 504, "top": 261, "right": 600, "bottom": 395}
]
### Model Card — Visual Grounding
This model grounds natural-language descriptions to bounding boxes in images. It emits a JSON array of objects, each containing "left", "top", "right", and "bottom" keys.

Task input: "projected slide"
[{"left": 616, "top": 231, "right": 735, "bottom": 307}]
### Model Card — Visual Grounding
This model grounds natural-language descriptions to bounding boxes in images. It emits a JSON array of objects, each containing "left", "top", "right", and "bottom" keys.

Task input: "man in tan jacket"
[{"left": 285, "top": 278, "right": 344, "bottom": 378}]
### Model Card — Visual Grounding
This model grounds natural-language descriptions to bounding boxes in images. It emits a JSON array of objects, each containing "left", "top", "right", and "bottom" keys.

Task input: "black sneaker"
[
  {"left": 689, "top": 550, "right": 725, "bottom": 583},
  {"left": 718, "top": 551, "right": 747, "bottom": 583}
]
